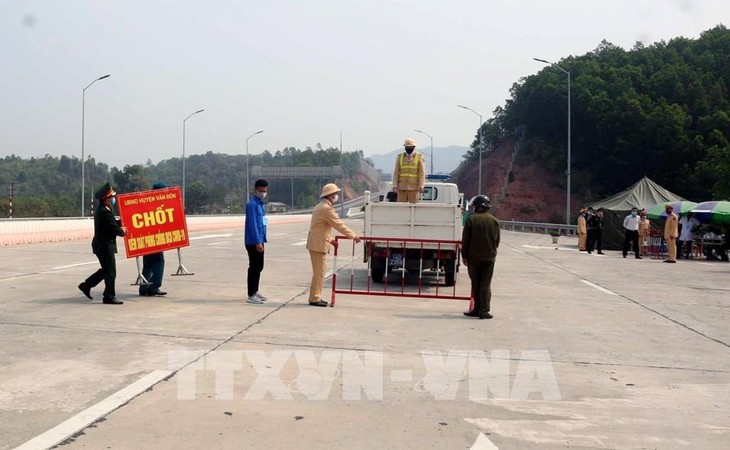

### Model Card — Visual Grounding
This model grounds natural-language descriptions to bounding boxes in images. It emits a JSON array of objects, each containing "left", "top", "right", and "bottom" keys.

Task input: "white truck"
[{"left": 362, "top": 180, "right": 465, "bottom": 286}]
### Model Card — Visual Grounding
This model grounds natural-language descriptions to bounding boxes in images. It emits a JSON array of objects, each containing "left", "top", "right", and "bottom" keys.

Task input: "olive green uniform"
[{"left": 461, "top": 211, "right": 500, "bottom": 316}]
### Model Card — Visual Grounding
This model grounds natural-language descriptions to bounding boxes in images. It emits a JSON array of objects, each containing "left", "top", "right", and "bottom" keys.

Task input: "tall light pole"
[
  {"left": 80, "top": 74, "right": 110, "bottom": 217},
  {"left": 413, "top": 129, "right": 433, "bottom": 174},
  {"left": 534, "top": 57, "right": 571, "bottom": 225},
  {"left": 457, "top": 105, "right": 483, "bottom": 195},
  {"left": 182, "top": 109, "right": 205, "bottom": 209},
  {"left": 245, "top": 130, "right": 264, "bottom": 194}
]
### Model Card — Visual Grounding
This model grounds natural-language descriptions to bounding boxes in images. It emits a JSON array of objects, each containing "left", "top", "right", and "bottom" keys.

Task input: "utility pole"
[{"left": 8, "top": 181, "right": 16, "bottom": 218}]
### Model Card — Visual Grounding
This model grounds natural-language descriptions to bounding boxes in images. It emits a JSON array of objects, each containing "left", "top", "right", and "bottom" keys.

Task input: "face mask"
[
  {"left": 405, "top": 148, "right": 414, "bottom": 155},
  {"left": 254, "top": 191, "right": 267, "bottom": 200},
  {"left": 631, "top": 211, "right": 637, "bottom": 217},
  {"left": 331, "top": 195, "right": 339, "bottom": 203},
  {"left": 111, "top": 197, "right": 117, "bottom": 206}
]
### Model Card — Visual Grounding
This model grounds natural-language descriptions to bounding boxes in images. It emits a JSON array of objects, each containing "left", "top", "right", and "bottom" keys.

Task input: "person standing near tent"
[
  {"left": 664, "top": 204, "right": 679, "bottom": 263},
  {"left": 638, "top": 209, "right": 651, "bottom": 257},
  {"left": 577, "top": 208, "right": 587, "bottom": 251},
  {"left": 587, "top": 208, "right": 605, "bottom": 255},
  {"left": 622, "top": 207, "right": 642, "bottom": 259},
  {"left": 678, "top": 212, "right": 700, "bottom": 259}
]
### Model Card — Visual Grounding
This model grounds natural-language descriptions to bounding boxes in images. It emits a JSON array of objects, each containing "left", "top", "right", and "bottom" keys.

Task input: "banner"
[{"left": 117, "top": 186, "right": 189, "bottom": 258}]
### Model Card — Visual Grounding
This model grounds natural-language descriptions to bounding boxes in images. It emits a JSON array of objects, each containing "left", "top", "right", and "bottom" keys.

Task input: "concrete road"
[{"left": 1, "top": 217, "right": 729, "bottom": 449}]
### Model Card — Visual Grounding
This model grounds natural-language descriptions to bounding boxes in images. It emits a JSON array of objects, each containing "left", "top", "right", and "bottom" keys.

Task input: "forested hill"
[
  {"left": 464, "top": 25, "right": 730, "bottom": 204},
  {"left": 0, "top": 147, "right": 378, "bottom": 217}
]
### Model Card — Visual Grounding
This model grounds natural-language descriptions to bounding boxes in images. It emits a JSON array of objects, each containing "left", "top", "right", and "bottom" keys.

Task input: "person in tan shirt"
[
  {"left": 577, "top": 208, "right": 587, "bottom": 251},
  {"left": 306, "top": 183, "right": 361, "bottom": 306},
  {"left": 663, "top": 204, "right": 679, "bottom": 263},
  {"left": 638, "top": 209, "right": 651, "bottom": 257},
  {"left": 392, "top": 138, "right": 426, "bottom": 203}
]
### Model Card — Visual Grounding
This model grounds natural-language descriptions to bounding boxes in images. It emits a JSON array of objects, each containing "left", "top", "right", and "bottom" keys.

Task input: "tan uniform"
[
  {"left": 638, "top": 217, "right": 650, "bottom": 256},
  {"left": 664, "top": 212, "right": 679, "bottom": 261},
  {"left": 306, "top": 198, "right": 359, "bottom": 303},
  {"left": 577, "top": 215, "right": 587, "bottom": 251},
  {"left": 393, "top": 152, "right": 426, "bottom": 203}
]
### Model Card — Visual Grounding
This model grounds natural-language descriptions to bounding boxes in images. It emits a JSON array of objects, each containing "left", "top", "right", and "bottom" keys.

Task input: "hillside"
[{"left": 451, "top": 139, "right": 567, "bottom": 223}]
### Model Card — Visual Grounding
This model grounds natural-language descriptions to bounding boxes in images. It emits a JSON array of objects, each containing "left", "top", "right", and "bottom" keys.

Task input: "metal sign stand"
[
  {"left": 132, "top": 256, "right": 151, "bottom": 286},
  {"left": 172, "top": 248, "right": 194, "bottom": 276}
]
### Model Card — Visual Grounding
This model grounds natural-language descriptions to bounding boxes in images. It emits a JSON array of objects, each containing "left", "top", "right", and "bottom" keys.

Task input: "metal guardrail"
[{"left": 499, "top": 220, "right": 577, "bottom": 236}]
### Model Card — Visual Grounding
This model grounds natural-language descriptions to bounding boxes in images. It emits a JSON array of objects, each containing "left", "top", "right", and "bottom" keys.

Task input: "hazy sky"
[{"left": 1, "top": 0, "right": 728, "bottom": 169}]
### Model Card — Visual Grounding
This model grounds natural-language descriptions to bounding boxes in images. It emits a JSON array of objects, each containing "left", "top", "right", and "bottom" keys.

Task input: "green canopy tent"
[{"left": 589, "top": 177, "right": 686, "bottom": 250}]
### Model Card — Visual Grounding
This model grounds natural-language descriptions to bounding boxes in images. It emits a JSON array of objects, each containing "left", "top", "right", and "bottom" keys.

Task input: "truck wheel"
[
  {"left": 443, "top": 259, "right": 456, "bottom": 286},
  {"left": 371, "top": 268, "right": 385, "bottom": 283},
  {"left": 444, "top": 271, "right": 456, "bottom": 286}
]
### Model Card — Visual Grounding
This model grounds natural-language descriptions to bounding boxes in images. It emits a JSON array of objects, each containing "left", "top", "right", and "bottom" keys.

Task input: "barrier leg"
[
  {"left": 330, "top": 240, "right": 338, "bottom": 307},
  {"left": 132, "top": 256, "right": 152, "bottom": 286},
  {"left": 171, "top": 248, "right": 194, "bottom": 276}
]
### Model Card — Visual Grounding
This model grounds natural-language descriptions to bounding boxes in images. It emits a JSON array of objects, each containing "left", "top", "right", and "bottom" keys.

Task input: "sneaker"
[
  {"left": 246, "top": 295, "right": 263, "bottom": 304},
  {"left": 254, "top": 292, "right": 268, "bottom": 302}
]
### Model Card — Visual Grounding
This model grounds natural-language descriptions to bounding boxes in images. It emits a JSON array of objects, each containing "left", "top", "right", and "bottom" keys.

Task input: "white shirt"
[
  {"left": 679, "top": 216, "right": 699, "bottom": 241},
  {"left": 623, "top": 214, "right": 640, "bottom": 231}
]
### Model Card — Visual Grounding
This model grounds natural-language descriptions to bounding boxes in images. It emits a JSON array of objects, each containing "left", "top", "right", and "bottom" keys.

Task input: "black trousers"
[
  {"left": 246, "top": 244, "right": 265, "bottom": 297},
  {"left": 623, "top": 230, "right": 640, "bottom": 258},
  {"left": 85, "top": 251, "right": 117, "bottom": 299},
  {"left": 140, "top": 252, "right": 165, "bottom": 294},
  {"left": 468, "top": 260, "right": 495, "bottom": 316},
  {"left": 587, "top": 230, "right": 602, "bottom": 253}
]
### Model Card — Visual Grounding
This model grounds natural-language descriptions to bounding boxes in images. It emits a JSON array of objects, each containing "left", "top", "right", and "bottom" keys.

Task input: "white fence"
[{"left": 0, "top": 215, "right": 310, "bottom": 246}]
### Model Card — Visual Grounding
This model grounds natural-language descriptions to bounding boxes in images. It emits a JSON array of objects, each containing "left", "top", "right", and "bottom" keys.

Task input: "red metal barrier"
[{"left": 330, "top": 236, "right": 471, "bottom": 307}]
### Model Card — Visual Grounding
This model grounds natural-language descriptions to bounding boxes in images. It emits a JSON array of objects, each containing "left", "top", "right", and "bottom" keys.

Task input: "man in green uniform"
[{"left": 461, "top": 195, "right": 500, "bottom": 319}]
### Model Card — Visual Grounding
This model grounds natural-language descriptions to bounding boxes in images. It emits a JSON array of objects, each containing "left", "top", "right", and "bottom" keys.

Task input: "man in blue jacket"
[{"left": 245, "top": 179, "right": 269, "bottom": 304}]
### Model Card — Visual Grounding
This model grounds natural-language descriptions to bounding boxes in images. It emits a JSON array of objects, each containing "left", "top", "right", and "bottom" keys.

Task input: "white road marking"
[
  {"left": 205, "top": 241, "right": 230, "bottom": 246},
  {"left": 270, "top": 233, "right": 288, "bottom": 237},
  {"left": 580, "top": 280, "right": 618, "bottom": 296},
  {"left": 51, "top": 261, "right": 98, "bottom": 270},
  {"left": 697, "top": 262, "right": 715, "bottom": 266},
  {"left": 189, "top": 234, "right": 233, "bottom": 240},
  {"left": 292, "top": 240, "right": 308, "bottom": 246},
  {"left": 471, "top": 432, "right": 499, "bottom": 449},
  {"left": 15, "top": 370, "right": 172, "bottom": 450},
  {"left": 511, "top": 248, "right": 525, "bottom": 254},
  {"left": 521, "top": 244, "right": 576, "bottom": 251}
]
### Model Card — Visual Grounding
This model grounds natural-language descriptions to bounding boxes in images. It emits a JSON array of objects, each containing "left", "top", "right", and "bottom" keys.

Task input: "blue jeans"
[{"left": 139, "top": 252, "right": 165, "bottom": 294}]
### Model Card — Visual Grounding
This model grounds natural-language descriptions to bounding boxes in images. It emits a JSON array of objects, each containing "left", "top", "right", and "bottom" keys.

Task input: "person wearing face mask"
[
  {"left": 245, "top": 179, "right": 269, "bottom": 304},
  {"left": 663, "top": 204, "right": 679, "bottom": 263},
  {"left": 678, "top": 212, "right": 700, "bottom": 259},
  {"left": 622, "top": 207, "right": 642, "bottom": 259},
  {"left": 638, "top": 209, "right": 651, "bottom": 257},
  {"left": 392, "top": 138, "right": 426, "bottom": 203},
  {"left": 306, "top": 183, "right": 361, "bottom": 306},
  {"left": 78, "top": 182, "right": 128, "bottom": 304}
]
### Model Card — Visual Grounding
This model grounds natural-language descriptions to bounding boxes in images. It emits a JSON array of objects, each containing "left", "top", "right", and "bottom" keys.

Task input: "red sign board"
[{"left": 116, "top": 186, "right": 189, "bottom": 258}]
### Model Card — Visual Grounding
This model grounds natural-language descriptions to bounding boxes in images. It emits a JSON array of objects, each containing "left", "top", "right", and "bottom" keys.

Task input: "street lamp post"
[
  {"left": 182, "top": 109, "right": 205, "bottom": 209},
  {"left": 245, "top": 130, "right": 264, "bottom": 194},
  {"left": 413, "top": 129, "right": 433, "bottom": 174},
  {"left": 80, "top": 74, "right": 110, "bottom": 217},
  {"left": 457, "top": 105, "right": 483, "bottom": 195},
  {"left": 534, "top": 57, "right": 571, "bottom": 225}
]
